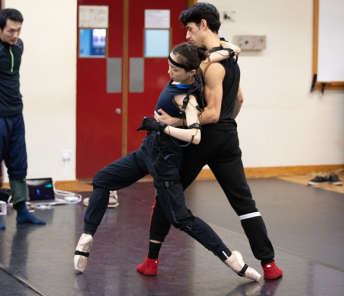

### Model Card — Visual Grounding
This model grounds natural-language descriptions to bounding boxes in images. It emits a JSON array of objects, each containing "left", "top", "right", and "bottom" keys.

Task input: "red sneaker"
[
  {"left": 262, "top": 261, "right": 283, "bottom": 280},
  {"left": 136, "top": 256, "right": 159, "bottom": 276}
]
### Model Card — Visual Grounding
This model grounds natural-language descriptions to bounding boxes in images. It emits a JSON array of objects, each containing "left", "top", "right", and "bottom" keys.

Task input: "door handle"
[{"left": 115, "top": 108, "right": 122, "bottom": 115}]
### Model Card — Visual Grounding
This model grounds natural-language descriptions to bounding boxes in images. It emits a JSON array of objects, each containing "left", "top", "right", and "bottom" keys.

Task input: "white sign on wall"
[
  {"left": 79, "top": 5, "right": 109, "bottom": 28},
  {"left": 145, "top": 10, "right": 170, "bottom": 28},
  {"left": 317, "top": 0, "right": 344, "bottom": 82}
]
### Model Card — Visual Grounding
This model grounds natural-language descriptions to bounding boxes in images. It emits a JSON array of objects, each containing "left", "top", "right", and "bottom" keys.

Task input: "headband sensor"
[{"left": 168, "top": 55, "right": 190, "bottom": 71}]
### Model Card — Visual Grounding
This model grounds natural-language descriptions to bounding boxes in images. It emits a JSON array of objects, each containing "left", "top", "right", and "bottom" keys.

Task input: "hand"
[
  {"left": 154, "top": 109, "right": 178, "bottom": 126},
  {"left": 137, "top": 117, "right": 167, "bottom": 132}
]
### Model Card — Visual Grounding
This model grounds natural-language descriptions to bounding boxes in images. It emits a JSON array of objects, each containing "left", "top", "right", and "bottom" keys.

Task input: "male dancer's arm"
[{"left": 198, "top": 62, "right": 225, "bottom": 124}]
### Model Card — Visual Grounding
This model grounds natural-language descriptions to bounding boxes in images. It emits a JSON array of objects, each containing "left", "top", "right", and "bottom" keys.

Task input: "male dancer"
[
  {"left": 0, "top": 9, "right": 46, "bottom": 229},
  {"left": 137, "top": 3, "right": 283, "bottom": 280}
]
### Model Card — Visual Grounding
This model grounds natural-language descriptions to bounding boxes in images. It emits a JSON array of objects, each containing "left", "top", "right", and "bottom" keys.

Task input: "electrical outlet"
[{"left": 62, "top": 149, "right": 71, "bottom": 161}]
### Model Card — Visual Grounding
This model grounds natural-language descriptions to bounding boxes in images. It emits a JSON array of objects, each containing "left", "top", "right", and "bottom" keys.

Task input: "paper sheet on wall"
[
  {"left": 145, "top": 10, "right": 170, "bottom": 28},
  {"left": 317, "top": 0, "right": 344, "bottom": 82},
  {"left": 79, "top": 6, "right": 109, "bottom": 28}
]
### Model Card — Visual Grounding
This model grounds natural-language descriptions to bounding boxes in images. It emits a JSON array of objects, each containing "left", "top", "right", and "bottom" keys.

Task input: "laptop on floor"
[{"left": 27, "top": 178, "right": 68, "bottom": 205}]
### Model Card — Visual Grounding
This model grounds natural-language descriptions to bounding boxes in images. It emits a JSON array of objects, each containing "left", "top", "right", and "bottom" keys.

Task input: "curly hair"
[{"left": 180, "top": 2, "right": 221, "bottom": 33}]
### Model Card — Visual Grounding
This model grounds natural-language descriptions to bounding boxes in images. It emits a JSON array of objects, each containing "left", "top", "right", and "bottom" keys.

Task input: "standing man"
[
  {"left": 0, "top": 8, "right": 45, "bottom": 229},
  {"left": 137, "top": 3, "right": 283, "bottom": 280}
]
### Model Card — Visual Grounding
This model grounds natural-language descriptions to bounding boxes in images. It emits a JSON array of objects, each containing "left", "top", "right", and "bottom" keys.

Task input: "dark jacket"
[{"left": 0, "top": 37, "right": 24, "bottom": 116}]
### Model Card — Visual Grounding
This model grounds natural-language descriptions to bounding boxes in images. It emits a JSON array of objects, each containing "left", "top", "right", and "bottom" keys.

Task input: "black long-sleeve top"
[{"left": 0, "top": 37, "right": 23, "bottom": 116}]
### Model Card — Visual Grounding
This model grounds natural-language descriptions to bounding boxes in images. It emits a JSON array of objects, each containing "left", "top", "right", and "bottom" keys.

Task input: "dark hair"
[
  {"left": 172, "top": 42, "right": 208, "bottom": 112},
  {"left": 0, "top": 9, "right": 24, "bottom": 30},
  {"left": 180, "top": 2, "right": 221, "bottom": 33}
]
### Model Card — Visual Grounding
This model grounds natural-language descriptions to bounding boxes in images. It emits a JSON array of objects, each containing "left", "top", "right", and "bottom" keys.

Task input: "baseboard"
[
  {"left": 0, "top": 180, "right": 79, "bottom": 191},
  {"left": 1, "top": 164, "right": 343, "bottom": 190},
  {"left": 197, "top": 164, "right": 344, "bottom": 179},
  {"left": 54, "top": 180, "right": 79, "bottom": 191}
]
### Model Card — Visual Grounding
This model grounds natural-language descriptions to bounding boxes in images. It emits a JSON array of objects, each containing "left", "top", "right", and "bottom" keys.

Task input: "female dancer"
[{"left": 74, "top": 42, "right": 260, "bottom": 281}]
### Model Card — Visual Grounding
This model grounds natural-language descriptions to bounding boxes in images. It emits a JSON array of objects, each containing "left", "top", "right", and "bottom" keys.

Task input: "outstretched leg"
[
  {"left": 75, "top": 151, "right": 148, "bottom": 273},
  {"left": 153, "top": 179, "right": 261, "bottom": 281}
]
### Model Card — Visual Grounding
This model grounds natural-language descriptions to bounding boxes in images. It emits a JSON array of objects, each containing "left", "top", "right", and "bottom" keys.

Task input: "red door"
[
  {"left": 126, "top": 1, "right": 188, "bottom": 152},
  {"left": 77, "top": 0, "right": 187, "bottom": 178}
]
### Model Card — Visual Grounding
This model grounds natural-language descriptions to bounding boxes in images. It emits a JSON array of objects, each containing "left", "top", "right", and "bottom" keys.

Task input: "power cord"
[{"left": 53, "top": 159, "right": 82, "bottom": 204}]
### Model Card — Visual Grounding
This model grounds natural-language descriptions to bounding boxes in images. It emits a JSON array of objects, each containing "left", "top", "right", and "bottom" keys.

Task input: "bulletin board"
[{"left": 312, "top": 0, "right": 344, "bottom": 90}]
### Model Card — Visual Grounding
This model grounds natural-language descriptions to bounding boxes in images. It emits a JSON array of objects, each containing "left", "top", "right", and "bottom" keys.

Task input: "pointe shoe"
[
  {"left": 225, "top": 251, "right": 261, "bottom": 281},
  {"left": 136, "top": 256, "right": 159, "bottom": 276},
  {"left": 74, "top": 233, "right": 93, "bottom": 273},
  {"left": 262, "top": 261, "right": 283, "bottom": 280}
]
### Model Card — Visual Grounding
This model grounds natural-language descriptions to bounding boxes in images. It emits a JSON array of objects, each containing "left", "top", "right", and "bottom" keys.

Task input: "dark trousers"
[
  {"left": 150, "top": 125, "right": 275, "bottom": 264},
  {"left": 84, "top": 132, "right": 232, "bottom": 262},
  {"left": 0, "top": 114, "right": 29, "bottom": 205},
  {"left": 0, "top": 114, "right": 27, "bottom": 180}
]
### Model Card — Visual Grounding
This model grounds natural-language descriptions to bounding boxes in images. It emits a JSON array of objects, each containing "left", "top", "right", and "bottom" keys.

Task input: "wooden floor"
[
  {"left": 278, "top": 171, "right": 344, "bottom": 194},
  {"left": 2, "top": 169, "right": 344, "bottom": 296},
  {"left": 1, "top": 177, "right": 344, "bottom": 296},
  {"left": 77, "top": 172, "right": 344, "bottom": 194}
]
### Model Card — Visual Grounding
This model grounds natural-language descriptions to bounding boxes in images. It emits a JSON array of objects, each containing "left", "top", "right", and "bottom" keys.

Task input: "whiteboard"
[{"left": 317, "top": 0, "right": 344, "bottom": 82}]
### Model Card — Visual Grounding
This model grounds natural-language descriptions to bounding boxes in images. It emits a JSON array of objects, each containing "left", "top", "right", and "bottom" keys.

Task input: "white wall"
[
  {"left": 211, "top": 0, "right": 344, "bottom": 167},
  {"left": 3, "top": 0, "right": 77, "bottom": 182},
  {"left": 2, "top": 0, "right": 343, "bottom": 182}
]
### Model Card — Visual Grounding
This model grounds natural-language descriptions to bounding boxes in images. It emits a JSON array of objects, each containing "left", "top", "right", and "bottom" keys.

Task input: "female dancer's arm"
[{"left": 162, "top": 94, "right": 201, "bottom": 144}]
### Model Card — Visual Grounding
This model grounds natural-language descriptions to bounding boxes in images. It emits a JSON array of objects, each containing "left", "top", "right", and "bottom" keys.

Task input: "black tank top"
[
  {"left": 155, "top": 81, "right": 191, "bottom": 118},
  {"left": 203, "top": 57, "right": 240, "bottom": 129},
  {"left": 218, "top": 58, "right": 240, "bottom": 123}
]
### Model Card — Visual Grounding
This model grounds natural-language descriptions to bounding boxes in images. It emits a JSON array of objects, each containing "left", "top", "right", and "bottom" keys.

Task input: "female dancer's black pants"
[
  {"left": 149, "top": 124, "right": 275, "bottom": 265},
  {"left": 83, "top": 131, "right": 232, "bottom": 262}
]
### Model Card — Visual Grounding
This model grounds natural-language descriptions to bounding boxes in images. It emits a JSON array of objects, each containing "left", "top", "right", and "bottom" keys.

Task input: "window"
[
  {"left": 144, "top": 29, "right": 170, "bottom": 58},
  {"left": 79, "top": 29, "right": 107, "bottom": 58}
]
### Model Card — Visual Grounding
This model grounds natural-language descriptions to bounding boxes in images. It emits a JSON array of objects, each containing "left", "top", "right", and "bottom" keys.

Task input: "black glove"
[{"left": 137, "top": 117, "right": 167, "bottom": 132}]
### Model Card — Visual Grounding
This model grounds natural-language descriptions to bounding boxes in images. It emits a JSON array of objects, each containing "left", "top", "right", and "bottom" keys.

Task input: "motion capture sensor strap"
[
  {"left": 179, "top": 95, "right": 190, "bottom": 115},
  {"left": 154, "top": 179, "right": 180, "bottom": 189},
  {"left": 209, "top": 45, "right": 238, "bottom": 64},
  {"left": 188, "top": 123, "right": 201, "bottom": 130},
  {"left": 75, "top": 250, "right": 89, "bottom": 257},
  {"left": 223, "top": 48, "right": 235, "bottom": 58},
  {"left": 238, "top": 264, "right": 248, "bottom": 277},
  {"left": 223, "top": 48, "right": 238, "bottom": 63},
  {"left": 208, "top": 46, "right": 223, "bottom": 53},
  {"left": 169, "top": 55, "right": 188, "bottom": 70},
  {"left": 169, "top": 132, "right": 195, "bottom": 148},
  {"left": 168, "top": 123, "right": 200, "bottom": 148}
]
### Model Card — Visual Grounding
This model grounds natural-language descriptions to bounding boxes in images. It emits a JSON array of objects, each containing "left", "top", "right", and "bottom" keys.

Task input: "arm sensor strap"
[
  {"left": 188, "top": 123, "right": 201, "bottom": 130},
  {"left": 179, "top": 95, "right": 190, "bottom": 115},
  {"left": 218, "top": 38, "right": 239, "bottom": 63},
  {"left": 223, "top": 48, "right": 235, "bottom": 58}
]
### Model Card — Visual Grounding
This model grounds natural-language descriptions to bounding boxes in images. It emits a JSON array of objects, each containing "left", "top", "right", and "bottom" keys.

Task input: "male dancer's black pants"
[
  {"left": 150, "top": 123, "right": 275, "bottom": 265},
  {"left": 83, "top": 131, "right": 232, "bottom": 262}
]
